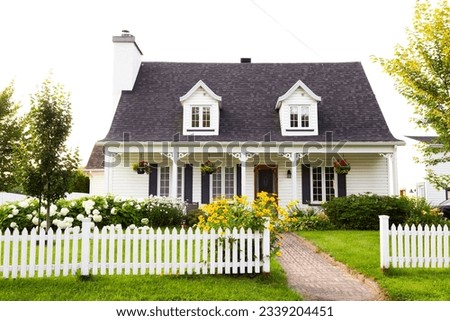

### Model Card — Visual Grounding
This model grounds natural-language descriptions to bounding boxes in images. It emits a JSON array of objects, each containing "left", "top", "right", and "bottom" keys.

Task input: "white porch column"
[
  {"left": 291, "top": 152, "right": 297, "bottom": 201},
  {"left": 392, "top": 146, "right": 399, "bottom": 196},
  {"left": 170, "top": 154, "right": 178, "bottom": 199},
  {"left": 231, "top": 152, "right": 256, "bottom": 197},
  {"left": 380, "top": 153, "right": 394, "bottom": 196},
  {"left": 241, "top": 159, "right": 247, "bottom": 197}
]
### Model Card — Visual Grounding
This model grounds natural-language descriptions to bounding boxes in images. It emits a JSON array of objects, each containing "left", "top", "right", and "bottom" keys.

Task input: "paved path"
[{"left": 277, "top": 233, "right": 385, "bottom": 301}]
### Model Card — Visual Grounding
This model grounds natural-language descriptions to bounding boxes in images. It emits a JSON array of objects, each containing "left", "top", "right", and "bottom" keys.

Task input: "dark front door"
[{"left": 255, "top": 165, "right": 278, "bottom": 197}]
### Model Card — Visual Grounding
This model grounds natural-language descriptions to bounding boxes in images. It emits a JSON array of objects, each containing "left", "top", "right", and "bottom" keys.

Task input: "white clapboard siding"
[
  {"left": 0, "top": 219, "right": 270, "bottom": 279},
  {"left": 379, "top": 216, "right": 450, "bottom": 269}
]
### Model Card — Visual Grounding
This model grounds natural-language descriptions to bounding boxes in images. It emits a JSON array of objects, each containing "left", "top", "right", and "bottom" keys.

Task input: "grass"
[
  {"left": 0, "top": 258, "right": 301, "bottom": 301},
  {"left": 297, "top": 230, "right": 450, "bottom": 301}
]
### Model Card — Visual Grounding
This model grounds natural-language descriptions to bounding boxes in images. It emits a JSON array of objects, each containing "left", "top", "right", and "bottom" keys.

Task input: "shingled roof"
[
  {"left": 102, "top": 61, "right": 400, "bottom": 143},
  {"left": 85, "top": 145, "right": 104, "bottom": 170}
]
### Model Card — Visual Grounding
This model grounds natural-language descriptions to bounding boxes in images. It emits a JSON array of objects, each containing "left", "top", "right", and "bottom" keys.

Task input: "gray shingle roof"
[
  {"left": 102, "top": 61, "right": 400, "bottom": 143},
  {"left": 406, "top": 136, "right": 439, "bottom": 144},
  {"left": 85, "top": 145, "right": 104, "bottom": 170}
]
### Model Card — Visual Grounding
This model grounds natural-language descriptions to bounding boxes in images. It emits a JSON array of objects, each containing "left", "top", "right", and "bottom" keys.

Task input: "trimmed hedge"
[{"left": 322, "top": 194, "right": 439, "bottom": 230}]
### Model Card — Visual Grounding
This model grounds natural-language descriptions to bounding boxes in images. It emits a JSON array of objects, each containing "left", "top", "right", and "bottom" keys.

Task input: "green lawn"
[
  {"left": 0, "top": 258, "right": 301, "bottom": 301},
  {"left": 297, "top": 230, "right": 450, "bottom": 301}
]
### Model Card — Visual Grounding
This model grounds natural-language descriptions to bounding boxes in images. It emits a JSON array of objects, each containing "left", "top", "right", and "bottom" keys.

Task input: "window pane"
[
  {"left": 224, "top": 167, "right": 234, "bottom": 198},
  {"left": 312, "top": 167, "right": 322, "bottom": 202},
  {"left": 202, "top": 107, "right": 211, "bottom": 127},
  {"left": 192, "top": 107, "right": 199, "bottom": 127},
  {"left": 160, "top": 167, "right": 170, "bottom": 197},
  {"left": 301, "top": 106, "right": 309, "bottom": 127},
  {"left": 324, "top": 167, "right": 335, "bottom": 201},
  {"left": 177, "top": 167, "right": 183, "bottom": 199},
  {"left": 290, "top": 106, "right": 298, "bottom": 128},
  {"left": 212, "top": 169, "right": 222, "bottom": 199}
]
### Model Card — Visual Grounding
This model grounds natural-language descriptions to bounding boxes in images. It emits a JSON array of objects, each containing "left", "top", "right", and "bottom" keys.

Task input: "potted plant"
[
  {"left": 201, "top": 160, "right": 218, "bottom": 175},
  {"left": 333, "top": 159, "right": 351, "bottom": 175},
  {"left": 132, "top": 160, "right": 151, "bottom": 175}
]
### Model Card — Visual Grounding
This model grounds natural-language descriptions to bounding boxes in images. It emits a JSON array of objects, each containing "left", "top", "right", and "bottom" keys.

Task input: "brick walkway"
[{"left": 277, "top": 233, "right": 385, "bottom": 301}]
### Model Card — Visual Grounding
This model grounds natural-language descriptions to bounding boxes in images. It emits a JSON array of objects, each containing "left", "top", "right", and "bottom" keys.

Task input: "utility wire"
[{"left": 250, "top": 0, "right": 325, "bottom": 60}]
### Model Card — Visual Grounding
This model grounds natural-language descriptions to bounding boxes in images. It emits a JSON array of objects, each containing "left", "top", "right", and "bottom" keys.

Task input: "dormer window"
[
  {"left": 180, "top": 80, "right": 221, "bottom": 136},
  {"left": 276, "top": 80, "right": 321, "bottom": 136}
]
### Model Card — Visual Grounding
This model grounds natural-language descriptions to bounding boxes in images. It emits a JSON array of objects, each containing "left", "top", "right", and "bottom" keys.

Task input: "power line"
[{"left": 250, "top": 0, "right": 325, "bottom": 60}]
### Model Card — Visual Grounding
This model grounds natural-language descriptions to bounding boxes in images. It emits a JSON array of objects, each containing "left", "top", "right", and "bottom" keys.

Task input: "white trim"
[
  {"left": 209, "top": 166, "right": 236, "bottom": 201},
  {"left": 310, "top": 166, "right": 337, "bottom": 204},
  {"left": 180, "top": 80, "right": 222, "bottom": 104},
  {"left": 276, "top": 79, "right": 321, "bottom": 109}
]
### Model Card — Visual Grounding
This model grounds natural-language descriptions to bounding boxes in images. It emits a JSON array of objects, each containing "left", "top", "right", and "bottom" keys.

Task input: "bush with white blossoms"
[{"left": 0, "top": 195, "right": 185, "bottom": 231}]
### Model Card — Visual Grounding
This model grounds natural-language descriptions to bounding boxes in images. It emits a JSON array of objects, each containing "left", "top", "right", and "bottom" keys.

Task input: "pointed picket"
[
  {"left": 194, "top": 228, "right": 201, "bottom": 274},
  {"left": 186, "top": 227, "right": 193, "bottom": 275},
  {"left": 46, "top": 229, "right": 54, "bottom": 277},
  {"left": 430, "top": 225, "right": 437, "bottom": 268},
  {"left": 171, "top": 227, "right": 178, "bottom": 275},
  {"left": 155, "top": 228, "right": 162, "bottom": 275},
  {"left": 202, "top": 229, "right": 209, "bottom": 275},
  {"left": 232, "top": 227, "right": 239, "bottom": 274},
  {"left": 404, "top": 225, "right": 411, "bottom": 267},
  {"left": 247, "top": 228, "right": 253, "bottom": 274},
  {"left": 417, "top": 224, "right": 424, "bottom": 268},
  {"left": 124, "top": 227, "right": 132, "bottom": 275},
  {"left": 390, "top": 224, "right": 398, "bottom": 268},
  {"left": 436, "top": 225, "right": 443, "bottom": 268},
  {"left": 163, "top": 228, "right": 170, "bottom": 275},
  {"left": 224, "top": 228, "right": 231, "bottom": 274},
  {"left": 92, "top": 227, "right": 99, "bottom": 275},
  {"left": 149, "top": 228, "right": 155, "bottom": 275},
  {"left": 410, "top": 225, "right": 417, "bottom": 267},
  {"left": 54, "top": 228, "right": 62, "bottom": 277},
  {"left": 239, "top": 227, "right": 246, "bottom": 274},
  {"left": 99, "top": 226, "right": 108, "bottom": 275},
  {"left": 62, "top": 227, "right": 71, "bottom": 276},
  {"left": 254, "top": 230, "right": 261, "bottom": 273},
  {"left": 71, "top": 227, "right": 80, "bottom": 275},
  {"left": 140, "top": 228, "right": 148, "bottom": 275},
  {"left": 179, "top": 228, "right": 186, "bottom": 275},
  {"left": 444, "top": 225, "right": 449, "bottom": 268},
  {"left": 37, "top": 228, "right": 46, "bottom": 277},
  {"left": 209, "top": 228, "right": 216, "bottom": 275},
  {"left": 397, "top": 225, "right": 404, "bottom": 268},
  {"left": 2, "top": 229, "right": 11, "bottom": 278},
  {"left": 11, "top": 228, "right": 20, "bottom": 278},
  {"left": 116, "top": 228, "right": 123, "bottom": 275},
  {"left": 109, "top": 225, "right": 117, "bottom": 275},
  {"left": 132, "top": 228, "right": 140, "bottom": 275},
  {"left": 217, "top": 228, "right": 224, "bottom": 275},
  {"left": 20, "top": 228, "right": 29, "bottom": 277}
]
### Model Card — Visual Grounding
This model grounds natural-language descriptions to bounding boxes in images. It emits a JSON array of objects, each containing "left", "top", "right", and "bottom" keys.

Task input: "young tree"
[
  {"left": 374, "top": 0, "right": 450, "bottom": 189},
  {"left": 0, "top": 83, "right": 24, "bottom": 192},
  {"left": 23, "top": 78, "right": 79, "bottom": 230}
]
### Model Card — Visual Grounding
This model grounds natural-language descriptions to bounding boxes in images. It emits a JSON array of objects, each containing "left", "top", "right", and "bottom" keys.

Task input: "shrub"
[
  {"left": 405, "top": 206, "right": 449, "bottom": 227},
  {"left": 0, "top": 195, "right": 185, "bottom": 231},
  {"left": 322, "top": 194, "right": 413, "bottom": 230},
  {"left": 197, "top": 192, "right": 296, "bottom": 256},
  {"left": 287, "top": 202, "right": 334, "bottom": 231}
]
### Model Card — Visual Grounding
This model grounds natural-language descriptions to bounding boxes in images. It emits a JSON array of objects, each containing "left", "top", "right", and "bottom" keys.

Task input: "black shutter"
[
  {"left": 236, "top": 164, "right": 242, "bottom": 196},
  {"left": 301, "top": 164, "right": 311, "bottom": 204},
  {"left": 337, "top": 173, "right": 347, "bottom": 197},
  {"left": 184, "top": 164, "right": 193, "bottom": 202},
  {"left": 201, "top": 173, "right": 210, "bottom": 204},
  {"left": 149, "top": 164, "right": 158, "bottom": 196}
]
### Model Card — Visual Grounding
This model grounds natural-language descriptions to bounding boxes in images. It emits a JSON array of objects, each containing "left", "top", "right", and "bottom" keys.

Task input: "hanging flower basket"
[
  {"left": 333, "top": 159, "right": 351, "bottom": 175},
  {"left": 132, "top": 160, "right": 151, "bottom": 175},
  {"left": 201, "top": 160, "right": 219, "bottom": 175}
]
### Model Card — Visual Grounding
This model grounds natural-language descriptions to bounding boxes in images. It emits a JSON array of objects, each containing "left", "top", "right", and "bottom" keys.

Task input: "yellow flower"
[{"left": 275, "top": 251, "right": 282, "bottom": 257}]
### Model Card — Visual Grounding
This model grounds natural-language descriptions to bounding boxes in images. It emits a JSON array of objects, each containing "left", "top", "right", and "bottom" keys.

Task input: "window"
[
  {"left": 290, "top": 106, "right": 299, "bottom": 128},
  {"left": 177, "top": 167, "right": 183, "bottom": 199},
  {"left": 191, "top": 106, "right": 211, "bottom": 128},
  {"left": 301, "top": 105, "right": 310, "bottom": 128},
  {"left": 159, "top": 167, "right": 170, "bottom": 197},
  {"left": 311, "top": 166, "right": 335, "bottom": 203},
  {"left": 211, "top": 167, "right": 235, "bottom": 200},
  {"left": 191, "top": 107, "right": 200, "bottom": 127}
]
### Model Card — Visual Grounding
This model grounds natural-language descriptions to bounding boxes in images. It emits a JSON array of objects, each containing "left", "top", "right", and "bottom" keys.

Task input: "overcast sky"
[{"left": 0, "top": 0, "right": 438, "bottom": 191}]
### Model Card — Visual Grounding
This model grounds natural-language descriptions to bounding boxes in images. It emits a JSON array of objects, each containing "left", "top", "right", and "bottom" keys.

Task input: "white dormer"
[
  {"left": 180, "top": 80, "right": 221, "bottom": 136},
  {"left": 276, "top": 80, "right": 321, "bottom": 136}
]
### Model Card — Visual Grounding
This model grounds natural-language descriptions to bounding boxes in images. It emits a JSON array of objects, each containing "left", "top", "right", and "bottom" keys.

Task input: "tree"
[
  {"left": 23, "top": 78, "right": 79, "bottom": 230},
  {"left": 68, "top": 168, "right": 90, "bottom": 193},
  {"left": 374, "top": 0, "right": 450, "bottom": 189},
  {"left": 0, "top": 83, "right": 24, "bottom": 192}
]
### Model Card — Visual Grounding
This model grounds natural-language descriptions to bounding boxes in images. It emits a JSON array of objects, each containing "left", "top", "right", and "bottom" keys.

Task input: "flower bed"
[{"left": 0, "top": 195, "right": 185, "bottom": 231}]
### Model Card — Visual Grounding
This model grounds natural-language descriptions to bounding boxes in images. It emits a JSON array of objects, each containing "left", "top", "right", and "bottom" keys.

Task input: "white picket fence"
[
  {"left": 379, "top": 215, "right": 450, "bottom": 269},
  {"left": 0, "top": 219, "right": 270, "bottom": 279}
]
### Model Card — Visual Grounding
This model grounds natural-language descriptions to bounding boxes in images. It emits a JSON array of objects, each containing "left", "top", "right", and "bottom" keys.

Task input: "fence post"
[
  {"left": 262, "top": 218, "right": 270, "bottom": 273},
  {"left": 81, "top": 218, "right": 92, "bottom": 276},
  {"left": 379, "top": 215, "right": 390, "bottom": 269}
]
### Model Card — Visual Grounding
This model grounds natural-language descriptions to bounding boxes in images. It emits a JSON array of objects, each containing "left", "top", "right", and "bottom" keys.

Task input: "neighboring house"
[
  {"left": 85, "top": 31, "right": 404, "bottom": 207},
  {"left": 408, "top": 136, "right": 450, "bottom": 206}
]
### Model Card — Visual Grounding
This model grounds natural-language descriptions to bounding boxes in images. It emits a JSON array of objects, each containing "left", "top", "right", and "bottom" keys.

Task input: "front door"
[{"left": 255, "top": 165, "right": 278, "bottom": 197}]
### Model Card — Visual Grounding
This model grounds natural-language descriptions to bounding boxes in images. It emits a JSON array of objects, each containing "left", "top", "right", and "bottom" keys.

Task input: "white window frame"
[
  {"left": 158, "top": 166, "right": 170, "bottom": 197},
  {"left": 310, "top": 166, "right": 337, "bottom": 204},
  {"left": 177, "top": 166, "right": 184, "bottom": 200},
  {"left": 290, "top": 106, "right": 299, "bottom": 128},
  {"left": 210, "top": 167, "right": 236, "bottom": 201},
  {"left": 300, "top": 105, "right": 310, "bottom": 128},
  {"left": 190, "top": 105, "right": 211, "bottom": 129}
]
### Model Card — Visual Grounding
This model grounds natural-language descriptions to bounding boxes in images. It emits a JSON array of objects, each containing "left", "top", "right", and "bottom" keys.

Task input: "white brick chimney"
[{"left": 112, "top": 30, "right": 143, "bottom": 112}]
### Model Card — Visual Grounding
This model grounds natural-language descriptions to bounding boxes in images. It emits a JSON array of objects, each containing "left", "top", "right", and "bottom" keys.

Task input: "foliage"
[
  {"left": 286, "top": 201, "right": 334, "bottom": 231},
  {"left": 68, "top": 169, "right": 90, "bottom": 193},
  {"left": 333, "top": 159, "right": 351, "bottom": 175},
  {"left": 0, "top": 195, "right": 185, "bottom": 231},
  {"left": 197, "top": 192, "right": 296, "bottom": 256},
  {"left": 405, "top": 205, "right": 449, "bottom": 227},
  {"left": 0, "top": 83, "right": 24, "bottom": 192},
  {"left": 21, "top": 78, "right": 80, "bottom": 229},
  {"left": 374, "top": 0, "right": 450, "bottom": 189},
  {"left": 322, "top": 194, "right": 434, "bottom": 230},
  {"left": 184, "top": 208, "right": 203, "bottom": 227},
  {"left": 132, "top": 160, "right": 151, "bottom": 174},
  {"left": 200, "top": 160, "right": 218, "bottom": 174}
]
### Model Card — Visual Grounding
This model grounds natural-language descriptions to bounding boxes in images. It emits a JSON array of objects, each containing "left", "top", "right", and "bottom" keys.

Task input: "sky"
[{"left": 0, "top": 0, "right": 438, "bottom": 192}]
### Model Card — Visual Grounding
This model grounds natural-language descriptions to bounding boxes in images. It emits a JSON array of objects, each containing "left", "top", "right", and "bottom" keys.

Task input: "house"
[
  {"left": 408, "top": 136, "right": 450, "bottom": 206},
  {"left": 85, "top": 31, "right": 404, "bottom": 207}
]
